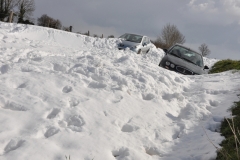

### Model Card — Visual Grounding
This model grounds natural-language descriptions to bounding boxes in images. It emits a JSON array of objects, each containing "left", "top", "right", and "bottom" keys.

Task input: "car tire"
[{"left": 137, "top": 49, "right": 142, "bottom": 54}]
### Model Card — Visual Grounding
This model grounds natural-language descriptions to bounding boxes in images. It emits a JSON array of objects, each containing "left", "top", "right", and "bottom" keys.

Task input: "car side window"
[
  {"left": 146, "top": 38, "right": 150, "bottom": 44},
  {"left": 143, "top": 37, "right": 148, "bottom": 45}
]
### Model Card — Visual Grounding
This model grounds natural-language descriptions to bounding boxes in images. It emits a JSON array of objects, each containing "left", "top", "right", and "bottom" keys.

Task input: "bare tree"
[
  {"left": 17, "top": 0, "right": 35, "bottom": 24},
  {"left": 199, "top": 43, "right": 211, "bottom": 57},
  {"left": 37, "top": 14, "right": 62, "bottom": 29},
  {"left": 0, "top": 0, "right": 18, "bottom": 21},
  {"left": 37, "top": 14, "right": 49, "bottom": 27},
  {"left": 155, "top": 23, "right": 185, "bottom": 49},
  {"left": 51, "top": 19, "right": 62, "bottom": 29}
]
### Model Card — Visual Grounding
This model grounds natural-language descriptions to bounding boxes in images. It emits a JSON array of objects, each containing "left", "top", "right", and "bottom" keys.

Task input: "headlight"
[
  {"left": 119, "top": 44, "right": 124, "bottom": 47},
  {"left": 170, "top": 64, "right": 175, "bottom": 68},
  {"left": 166, "top": 61, "right": 170, "bottom": 66}
]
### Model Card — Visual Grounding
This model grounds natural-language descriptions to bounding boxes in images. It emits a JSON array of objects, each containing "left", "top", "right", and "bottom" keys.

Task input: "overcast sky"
[{"left": 33, "top": 0, "right": 240, "bottom": 60}]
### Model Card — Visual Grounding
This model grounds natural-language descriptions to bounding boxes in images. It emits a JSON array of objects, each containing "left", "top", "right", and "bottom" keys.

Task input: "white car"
[{"left": 118, "top": 33, "right": 152, "bottom": 54}]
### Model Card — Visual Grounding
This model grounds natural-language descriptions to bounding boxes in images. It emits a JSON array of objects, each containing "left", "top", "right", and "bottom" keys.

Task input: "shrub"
[
  {"left": 216, "top": 100, "right": 240, "bottom": 160},
  {"left": 209, "top": 59, "right": 240, "bottom": 74}
]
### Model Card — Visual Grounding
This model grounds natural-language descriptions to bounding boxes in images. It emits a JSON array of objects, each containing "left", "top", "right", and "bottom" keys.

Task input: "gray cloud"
[{"left": 34, "top": 0, "right": 240, "bottom": 60}]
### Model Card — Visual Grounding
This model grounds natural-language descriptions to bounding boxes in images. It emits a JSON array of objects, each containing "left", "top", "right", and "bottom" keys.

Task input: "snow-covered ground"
[{"left": 0, "top": 22, "right": 239, "bottom": 160}]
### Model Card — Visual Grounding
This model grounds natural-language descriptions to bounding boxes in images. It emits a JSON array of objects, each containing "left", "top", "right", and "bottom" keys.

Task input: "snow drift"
[{"left": 0, "top": 22, "right": 239, "bottom": 160}]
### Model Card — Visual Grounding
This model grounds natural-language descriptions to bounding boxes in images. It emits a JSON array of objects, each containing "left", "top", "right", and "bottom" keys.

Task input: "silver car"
[
  {"left": 159, "top": 44, "right": 209, "bottom": 75},
  {"left": 118, "top": 33, "right": 152, "bottom": 54}
]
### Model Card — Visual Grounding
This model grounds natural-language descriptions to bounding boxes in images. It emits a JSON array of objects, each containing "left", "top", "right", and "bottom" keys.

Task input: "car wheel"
[{"left": 137, "top": 49, "right": 142, "bottom": 54}]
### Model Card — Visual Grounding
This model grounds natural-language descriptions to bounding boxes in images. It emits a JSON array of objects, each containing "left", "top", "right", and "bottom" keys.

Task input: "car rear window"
[{"left": 119, "top": 34, "right": 143, "bottom": 43}]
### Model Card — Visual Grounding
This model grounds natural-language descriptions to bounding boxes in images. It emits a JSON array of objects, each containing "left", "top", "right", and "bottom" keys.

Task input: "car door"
[{"left": 145, "top": 37, "right": 151, "bottom": 53}]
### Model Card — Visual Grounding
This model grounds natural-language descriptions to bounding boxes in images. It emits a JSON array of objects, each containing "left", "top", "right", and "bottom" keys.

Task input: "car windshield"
[
  {"left": 119, "top": 34, "right": 143, "bottom": 43},
  {"left": 169, "top": 45, "right": 203, "bottom": 67}
]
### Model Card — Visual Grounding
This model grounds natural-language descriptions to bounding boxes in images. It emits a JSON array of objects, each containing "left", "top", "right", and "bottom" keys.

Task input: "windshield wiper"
[
  {"left": 170, "top": 53, "right": 181, "bottom": 58},
  {"left": 182, "top": 57, "right": 196, "bottom": 65}
]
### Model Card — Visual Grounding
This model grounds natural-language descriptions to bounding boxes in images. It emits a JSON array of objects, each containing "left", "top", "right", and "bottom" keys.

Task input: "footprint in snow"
[
  {"left": 53, "top": 63, "right": 67, "bottom": 72},
  {"left": 88, "top": 81, "right": 107, "bottom": 89},
  {"left": 44, "top": 127, "right": 60, "bottom": 138},
  {"left": 68, "top": 97, "right": 89, "bottom": 107},
  {"left": 69, "top": 98, "right": 79, "bottom": 107},
  {"left": 162, "top": 93, "right": 184, "bottom": 101},
  {"left": 145, "top": 147, "right": 161, "bottom": 156},
  {"left": 67, "top": 115, "right": 85, "bottom": 132},
  {"left": 17, "top": 82, "right": 28, "bottom": 89},
  {"left": 4, "top": 101, "right": 28, "bottom": 111},
  {"left": 62, "top": 86, "right": 73, "bottom": 93},
  {"left": 209, "top": 100, "right": 219, "bottom": 107},
  {"left": 107, "top": 95, "right": 123, "bottom": 103},
  {"left": 21, "top": 66, "right": 35, "bottom": 72},
  {"left": 47, "top": 108, "right": 61, "bottom": 119},
  {"left": 31, "top": 57, "right": 42, "bottom": 62},
  {"left": 142, "top": 93, "right": 155, "bottom": 101},
  {"left": 4, "top": 139, "right": 25, "bottom": 153},
  {"left": 112, "top": 147, "right": 130, "bottom": 159},
  {"left": 103, "top": 111, "right": 108, "bottom": 116},
  {"left": 0, "top": 64, "right": 10, "bottom": 74},
  {"left": 121, "top": 124, "right": 139, "bottom": 133}
]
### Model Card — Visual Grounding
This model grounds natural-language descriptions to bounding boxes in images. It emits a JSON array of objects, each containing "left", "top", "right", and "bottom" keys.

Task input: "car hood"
[{"left": 165, "top": 54, "right": 204, "bottom": 74}]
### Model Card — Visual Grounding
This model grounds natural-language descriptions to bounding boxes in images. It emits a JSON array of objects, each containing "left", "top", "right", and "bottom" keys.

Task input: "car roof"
[{"left": 123, "top": 33, "right": 146, "bottom": 37}]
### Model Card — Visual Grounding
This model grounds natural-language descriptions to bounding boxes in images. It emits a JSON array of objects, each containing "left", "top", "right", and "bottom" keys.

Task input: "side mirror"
[
  {"left": 163, "top": 49, "right": 168, "bottom": 53},
  {"left": 204, "top": 66, "right": 209, "bottom": 70}
]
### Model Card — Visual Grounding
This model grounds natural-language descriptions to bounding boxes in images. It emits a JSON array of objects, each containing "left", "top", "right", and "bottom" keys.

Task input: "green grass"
[
  {"left": 216, "top": 100, "right": 240, "bottom": 160},
  {"left": 209, "top": 59, "right": 240, "bottom": 159},
  {"left": 208, "top": 59, "right": 240, "bottom": 74}
]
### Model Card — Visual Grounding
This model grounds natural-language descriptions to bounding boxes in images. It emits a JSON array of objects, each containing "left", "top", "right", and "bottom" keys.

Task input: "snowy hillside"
[{"left": 0, "top": 22, "right": 239, "bottom": 160}]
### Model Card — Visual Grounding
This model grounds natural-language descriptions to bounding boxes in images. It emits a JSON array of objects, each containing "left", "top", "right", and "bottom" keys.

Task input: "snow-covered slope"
[{"left": 0, "top": 22, "right": 239, "bottom": 160}]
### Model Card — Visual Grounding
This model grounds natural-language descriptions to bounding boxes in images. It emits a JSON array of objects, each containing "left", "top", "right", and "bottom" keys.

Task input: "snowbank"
[{"left": 0, "top": 22, "right": 239, "bottom": 160}]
